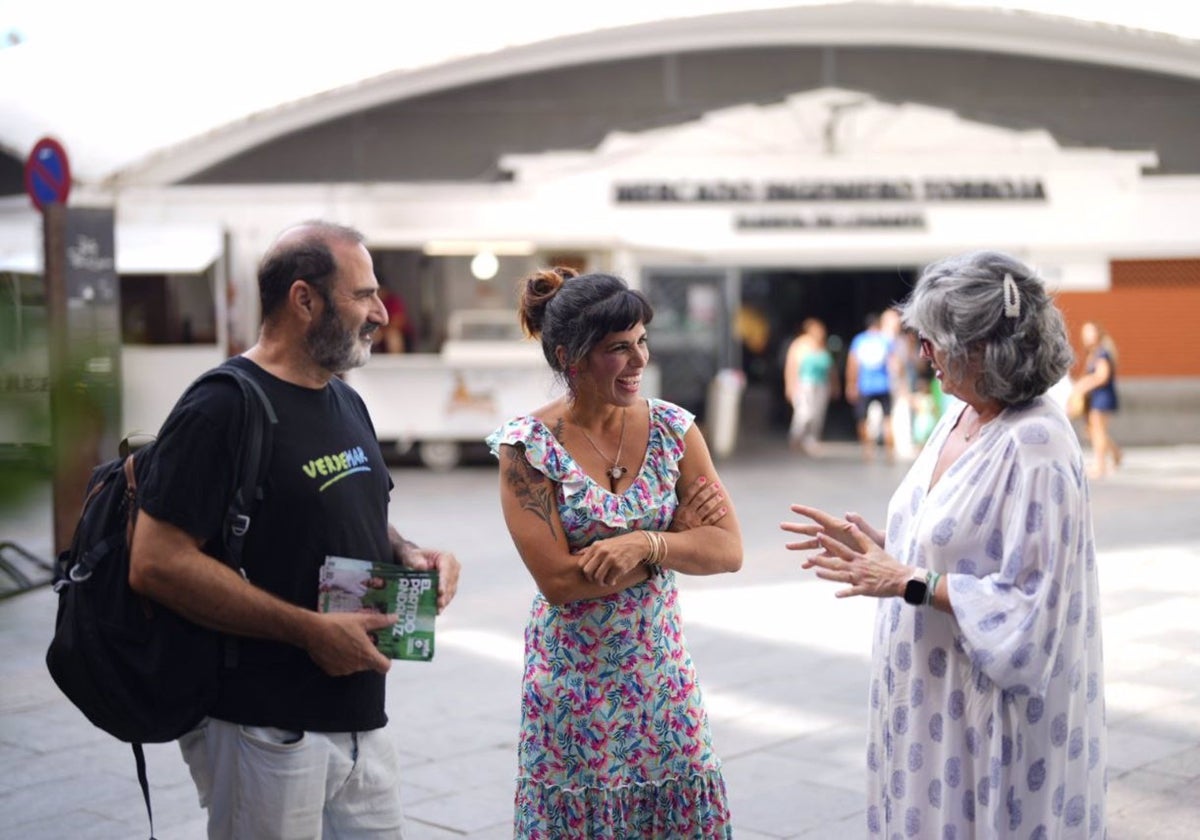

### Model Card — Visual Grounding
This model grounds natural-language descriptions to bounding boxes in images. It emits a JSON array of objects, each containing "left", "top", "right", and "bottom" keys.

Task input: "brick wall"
[{"left": 1054, "top": 258, "right": 1200, "bottom": 377}]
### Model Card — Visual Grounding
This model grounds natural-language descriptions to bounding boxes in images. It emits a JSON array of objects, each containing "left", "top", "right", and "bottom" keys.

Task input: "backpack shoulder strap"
[
  {"left": 185, "top": 363, "right": 277, "bottom": 669},
  {"left": 189, "top": 363, "right": 277, "bottom": 571},
  {"left": 132, "top": 743, "right": 157, "bottom": 840}
]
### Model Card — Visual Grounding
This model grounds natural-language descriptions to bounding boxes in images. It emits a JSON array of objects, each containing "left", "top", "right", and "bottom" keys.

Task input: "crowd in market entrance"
[
  {"left": 781, "top": 303, "right": 1121, "bottom": 470},
  {"left": 783, "top": 306, "right": 944, "bottom": 461}
]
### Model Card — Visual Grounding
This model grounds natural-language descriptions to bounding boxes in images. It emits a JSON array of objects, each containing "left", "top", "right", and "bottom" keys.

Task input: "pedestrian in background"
[
  {"left": 1072, "top": 320, "right": 1123, "bottom": 479},
  {"left": 782, "top": 251, "right": 1106, "bottom": 839},
  {"left": 488, "top": 267, "right": 742, "bottom": 838},
  {"left": 129, "top": 221, "right": 462, "bottom": 838},
  {"left": 846, "top": 312, "right": 896, "bottom": 462},
  {"left": 783, "top": 316, "right": 839, "bottom": 455},
  {"left": 373, "top": 283, "right": 415, "bottom": 353},
  {"left": 882, "top": 308, "right": 919, "bottom": 459}
]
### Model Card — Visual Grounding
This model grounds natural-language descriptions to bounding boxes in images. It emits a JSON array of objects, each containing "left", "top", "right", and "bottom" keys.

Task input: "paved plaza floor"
[{"left": 1, "top": 441, "right": 1198, "bottom": 839}]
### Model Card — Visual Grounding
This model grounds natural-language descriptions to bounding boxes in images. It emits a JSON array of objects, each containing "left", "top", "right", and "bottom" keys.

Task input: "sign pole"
[
  {"left": 41, "top": 203, "right": 84, "bottom": 556},
  {"left": 27, "top": 138, "right": 121, "bottom": 556}
]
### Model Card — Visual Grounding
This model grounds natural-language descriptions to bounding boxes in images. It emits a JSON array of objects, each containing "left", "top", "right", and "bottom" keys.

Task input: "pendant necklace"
[
  {"left": 963, "top": 408, "right": 997, "bottom": 442},
  {"left": 576, "top": 408, "right": 628, "bottom": 490}
]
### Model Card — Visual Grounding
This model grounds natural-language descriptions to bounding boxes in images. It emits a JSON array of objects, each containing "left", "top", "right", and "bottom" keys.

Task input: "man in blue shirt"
[{"left": 845, "top": 312, "right": 895, "bottom": 462}]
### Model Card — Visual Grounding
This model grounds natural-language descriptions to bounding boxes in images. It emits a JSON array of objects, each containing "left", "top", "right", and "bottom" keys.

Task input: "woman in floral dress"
[{"left": 488, "top": 267, "right": 743, "bottom": 839}]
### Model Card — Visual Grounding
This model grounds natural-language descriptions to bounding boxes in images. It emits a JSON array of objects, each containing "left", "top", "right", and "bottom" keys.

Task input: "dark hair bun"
[{"left": 518, "top": 266, "right": 578, "bottom": 338}]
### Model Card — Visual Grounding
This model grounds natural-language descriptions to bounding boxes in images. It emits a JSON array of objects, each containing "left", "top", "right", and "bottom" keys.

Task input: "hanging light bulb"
[{"left": 470, "top": 250, "right": 499, "bottom": 281}]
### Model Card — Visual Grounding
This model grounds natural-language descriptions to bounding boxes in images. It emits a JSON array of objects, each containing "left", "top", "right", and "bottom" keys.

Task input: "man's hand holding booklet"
[{"left": 318, "top": 556, "right": 438, "bottom": 661}]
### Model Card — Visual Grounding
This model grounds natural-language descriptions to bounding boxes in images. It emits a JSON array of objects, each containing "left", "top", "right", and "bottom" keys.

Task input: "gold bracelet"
[
  {"left": 641, "top": 530, "right": 663, "bottom": 576},
  {"left": 641, "top": 530, "right": 657, "bottom": 563}
]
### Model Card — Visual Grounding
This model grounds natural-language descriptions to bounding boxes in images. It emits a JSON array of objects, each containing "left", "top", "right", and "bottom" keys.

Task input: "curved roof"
[
  {"left": 3, "top": 1, "right": 1199, "bottom": 186},
  {"left": 114, "top": 3, "right": 1200, "bottom": 187}
]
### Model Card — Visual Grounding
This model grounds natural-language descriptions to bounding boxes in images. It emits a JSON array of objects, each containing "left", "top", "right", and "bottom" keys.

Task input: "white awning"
[
  {"left": 0, "top": 220, "right": 223, "bottom": 275},
  {"left": 0, "top": 209, "right": 40, "bottom": 273},
  {"left": 115, "top": 224, "right": 223, "bottom": 274}
]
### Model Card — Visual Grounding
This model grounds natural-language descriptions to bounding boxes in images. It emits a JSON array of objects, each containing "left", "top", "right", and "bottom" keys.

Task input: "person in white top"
[{"left": 783, "top": 250, "right": 1106, "bottom": 839}]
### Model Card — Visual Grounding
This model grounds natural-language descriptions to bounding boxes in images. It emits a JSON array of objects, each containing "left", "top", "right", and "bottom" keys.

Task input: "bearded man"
[{"left": 130, "top": 220, "right": 461, "bottom": 839}]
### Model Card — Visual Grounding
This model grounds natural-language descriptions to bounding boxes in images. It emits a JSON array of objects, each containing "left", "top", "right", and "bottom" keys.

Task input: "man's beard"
[{"left": 306, "top": 300, "right": 374, "bottom": 374}]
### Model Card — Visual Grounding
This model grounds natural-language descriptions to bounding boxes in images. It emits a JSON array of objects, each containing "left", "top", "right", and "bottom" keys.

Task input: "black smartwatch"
[{"left": 903, "top": 570, "right": 929, "bottom": 606}]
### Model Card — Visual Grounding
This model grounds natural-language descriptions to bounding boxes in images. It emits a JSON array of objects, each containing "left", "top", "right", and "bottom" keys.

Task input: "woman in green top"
[{"left": 784, "top": 318, "right": 840, "bottom": 455}]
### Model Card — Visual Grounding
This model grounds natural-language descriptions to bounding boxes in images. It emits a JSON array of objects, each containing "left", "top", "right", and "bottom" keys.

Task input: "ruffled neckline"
[
  {"left": 527, "top": 406, "right": 653, "bottom": 497},
  {"left": 492, "top": 399, "right": 686, "bottom": 533}
]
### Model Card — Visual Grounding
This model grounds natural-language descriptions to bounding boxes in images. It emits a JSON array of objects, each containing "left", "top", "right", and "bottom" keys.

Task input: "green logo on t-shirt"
[{"left": 301, "top": 446, "right": 371, "bottom": 491}]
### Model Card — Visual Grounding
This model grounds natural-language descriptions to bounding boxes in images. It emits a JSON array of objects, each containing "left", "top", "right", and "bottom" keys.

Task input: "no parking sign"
[
  {"left": 25, "top": 136, "right": 72, "bottom": 212},
  {"left": 24, "top": 136, "right": 121, "bottom": 553}
]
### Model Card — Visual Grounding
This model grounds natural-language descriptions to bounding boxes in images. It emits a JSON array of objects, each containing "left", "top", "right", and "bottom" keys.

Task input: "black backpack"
[{"left": 45, "top": 363, "right": 277, "bottom": 838}]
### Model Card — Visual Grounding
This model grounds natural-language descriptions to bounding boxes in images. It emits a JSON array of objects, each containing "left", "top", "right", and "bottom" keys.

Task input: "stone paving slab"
[{"left": 1, "top": 444, "right": 1198, "bottom": 838}]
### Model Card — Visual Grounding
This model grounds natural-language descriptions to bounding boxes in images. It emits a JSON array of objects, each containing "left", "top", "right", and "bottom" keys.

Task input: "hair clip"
[{"left": 1002, "top": 273, "right": 1020, "bottom": 319}]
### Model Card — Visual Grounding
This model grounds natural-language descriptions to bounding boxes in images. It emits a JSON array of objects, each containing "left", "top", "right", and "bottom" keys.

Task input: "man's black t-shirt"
[{"left": 139, "top": 356, "right": 393, "bottom": 732}]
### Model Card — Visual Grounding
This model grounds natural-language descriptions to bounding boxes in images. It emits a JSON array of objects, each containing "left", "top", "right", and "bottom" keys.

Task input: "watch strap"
[{"left": 925, "top": 571, "right": 941, "bottom": 606}]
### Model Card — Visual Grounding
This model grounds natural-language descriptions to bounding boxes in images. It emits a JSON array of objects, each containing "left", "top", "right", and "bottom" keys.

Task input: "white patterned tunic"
[{"left": 869, "top": 396, "right": 1106, "bottom": 839}]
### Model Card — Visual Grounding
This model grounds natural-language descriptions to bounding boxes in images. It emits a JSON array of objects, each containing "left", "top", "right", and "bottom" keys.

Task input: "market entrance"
[{"left": 738, "top": 267, "right": 917, "bottom": 441}]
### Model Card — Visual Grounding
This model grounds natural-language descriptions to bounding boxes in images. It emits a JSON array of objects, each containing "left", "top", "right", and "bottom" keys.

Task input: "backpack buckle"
[
  {"left": 229, "top": 514, "right": 251, "bottom": 537},
  {"left": 69, "top": 563, "right": 93, "bottom": 583}
]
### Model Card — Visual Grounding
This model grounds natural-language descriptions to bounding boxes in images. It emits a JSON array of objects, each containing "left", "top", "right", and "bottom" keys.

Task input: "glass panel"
[
  {"left": 642, "top": 269, "right": 731, "bottom": 419},
  {"left": 0, "top": 272, "right": 51, "bottom": 448},
  {"left": 120, "top": 268, "right": 217, "bottom": 345}
]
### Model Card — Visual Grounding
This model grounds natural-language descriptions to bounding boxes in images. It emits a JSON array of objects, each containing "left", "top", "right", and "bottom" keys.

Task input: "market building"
[{"left": 2, "top": 2, "right": 1198, "bottom": 449}]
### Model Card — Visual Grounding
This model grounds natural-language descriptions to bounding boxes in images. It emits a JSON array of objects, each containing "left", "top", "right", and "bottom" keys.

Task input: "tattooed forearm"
[{"left": 503, "top": 446, "right": 558, "bottom": 539}]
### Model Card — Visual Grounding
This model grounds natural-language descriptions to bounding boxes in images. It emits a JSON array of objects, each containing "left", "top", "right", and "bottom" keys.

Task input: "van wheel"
[{"left": 418, "top": 441, "right": 461, "bottom": 471}]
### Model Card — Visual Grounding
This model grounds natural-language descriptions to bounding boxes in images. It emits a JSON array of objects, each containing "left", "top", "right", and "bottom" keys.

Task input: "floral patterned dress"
[{"left": 487, "top": 399, "right": 732, "bottom": 839}]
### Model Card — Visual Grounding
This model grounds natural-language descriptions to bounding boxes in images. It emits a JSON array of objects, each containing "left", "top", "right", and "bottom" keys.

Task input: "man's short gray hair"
[{"left": 899, "top": 251, "right": 1073, "bottom": 405}]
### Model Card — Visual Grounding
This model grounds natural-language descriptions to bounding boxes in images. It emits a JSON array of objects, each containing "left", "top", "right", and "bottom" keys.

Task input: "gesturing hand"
[
  {"left": 781, "top": 505, "right": 901, "bottom": 599},
  {"left": 806, "top": 523, "right": 908, "bottom": 599},
  {"left": 780, "top": 504, "right": 883, "bottom": 552}
]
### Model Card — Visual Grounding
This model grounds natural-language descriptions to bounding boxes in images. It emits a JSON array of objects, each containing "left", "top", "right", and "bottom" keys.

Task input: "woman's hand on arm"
[
  {"left": 652, "top": 425, "right": 742, "bottom": 576},
  {"left": 498, "top": 443, "right": 648, "bottom": 605},
  {"left": 669, "top": 474, "right": 728, "bottom": 532},
  {"left": 580, "top": 468, "right": 733, "bottom": 585},
  {"left": 577, "top": 531, "right": 653, "bottom": 586}
]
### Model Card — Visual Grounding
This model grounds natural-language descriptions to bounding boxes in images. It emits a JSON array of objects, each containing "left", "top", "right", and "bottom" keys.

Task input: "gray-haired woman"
[{"left": 783, "top": 251, "right": 1106, "bottom": 838}]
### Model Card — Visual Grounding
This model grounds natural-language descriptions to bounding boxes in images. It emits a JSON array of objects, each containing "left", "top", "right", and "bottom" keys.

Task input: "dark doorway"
[{"left": 739, "top": 267, "right": 917, "bottom": 440}]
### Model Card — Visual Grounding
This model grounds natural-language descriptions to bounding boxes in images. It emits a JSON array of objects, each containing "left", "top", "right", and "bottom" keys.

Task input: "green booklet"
[{"left": 317, "top": 556, "right": 437, "bottom": 662}]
